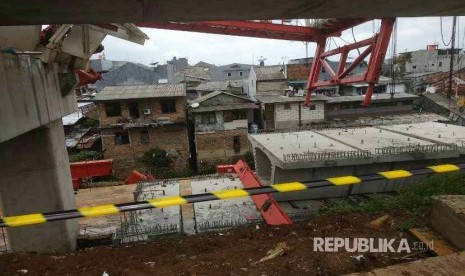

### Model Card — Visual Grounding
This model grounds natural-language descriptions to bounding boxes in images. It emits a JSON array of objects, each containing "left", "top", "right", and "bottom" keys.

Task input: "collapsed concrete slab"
[{"left": 248, "top": 121, "right": 465, "bottom": 201}]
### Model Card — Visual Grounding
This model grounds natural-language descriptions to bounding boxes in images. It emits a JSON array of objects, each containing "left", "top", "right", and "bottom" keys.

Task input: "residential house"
[
  {"left": 93, "top": 83, "right": 190, "bottom": 178},
  {"left": 62, "top": 102, "right": 101, "bottom": 153},
  {"left": 211, "top": 63, "right": 252, "bottom": 81},
  {"left": 256, "top": 95, "right": 326, "bottom": 129},
  {"left": 93, "top": 62, "right": 168, "bottom": 91},
  {"left": 257, "top": 93, "right": 418, "bottom": 130},
  {"left": 324, "top": 93, "right": 418, "bottom": 119},
  {"left": 188, "top": 91, "right": 258, "bottom": 169},
  {"left": 287, "top": 57, "right": 369, "bottom": 97},
  {"left": 424, "top": 68, "right": 465, "bottom": 97},
  {"left": 249, "top": 65, "right": 287, "bottom": 99},
  {"left": 173, "top": 64, "right": 213, "bottom": 100},
  {"left": 339, "top": 76, "right": 407, "bottom": 96},
  {"left": 196, "top": 80, "right": 248, "bottom": 98},
  {"left": 400, "top": 46, "right": 465, "bottom": 74}
]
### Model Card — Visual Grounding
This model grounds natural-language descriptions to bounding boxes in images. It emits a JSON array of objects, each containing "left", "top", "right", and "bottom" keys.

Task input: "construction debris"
[{"left": 252, "top": 242, "right": 289, "bottom": 265}]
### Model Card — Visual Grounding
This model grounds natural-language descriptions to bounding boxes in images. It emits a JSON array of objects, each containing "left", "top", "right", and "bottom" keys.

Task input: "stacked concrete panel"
[{"left": 249, "top": 121, "right": 465, "bottom": 201}]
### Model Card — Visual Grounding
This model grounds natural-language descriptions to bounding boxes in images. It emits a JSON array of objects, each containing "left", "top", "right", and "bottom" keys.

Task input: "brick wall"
[
  {"left": 101, "top": 124, "right": 189, "bottom": 179},
  {"left": 98, "top": 97, "right": 186, "bottom": 127},
  {"left": 287, "top": 64, "right": 311, "bottom": 81},
  {"left": 195, "top": 129, "right": 250, "bottom": 167},
  {"left": 257, "top": 80, "right": 288, "bottom": 94}
]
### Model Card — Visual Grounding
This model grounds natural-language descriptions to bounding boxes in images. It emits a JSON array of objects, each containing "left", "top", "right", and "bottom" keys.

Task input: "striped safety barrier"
[{"left": 0, "top": 163, "right": 464, "bottom": 228}]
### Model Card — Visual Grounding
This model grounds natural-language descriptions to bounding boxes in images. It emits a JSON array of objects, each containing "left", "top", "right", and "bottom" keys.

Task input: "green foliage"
[
  {"left": 244, "top": 151, "right": 255, "bottom": 170},
  {"left": 69, "top": 150, "right": 100, "bottom": 162},
  {"left": 81, "top": 117, "right": 99, "bottom": 128},
  {"left": 139, "top": 148, "right": 171, "bottom": 176},
  {"left": 318, "top": 173, "right": 465, "bottom": 226},
  {"left": 397, "top": 219, "right": 416, "bottom": 231}
]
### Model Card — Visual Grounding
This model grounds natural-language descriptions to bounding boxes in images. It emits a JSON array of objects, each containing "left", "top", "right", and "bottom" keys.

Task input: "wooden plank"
[{"left": 409, "top": 228, "right": 457, "bottom": 256}]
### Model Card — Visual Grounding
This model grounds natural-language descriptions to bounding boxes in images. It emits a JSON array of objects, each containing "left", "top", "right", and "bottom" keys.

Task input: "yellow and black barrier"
[{"left": 0, "top": 164, "right": 463, "bottom": 228}]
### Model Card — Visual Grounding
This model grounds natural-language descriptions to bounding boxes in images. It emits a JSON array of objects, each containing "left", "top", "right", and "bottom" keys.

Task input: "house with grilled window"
[
  {"left": 93, "top": 83, "right": 189, "bottom": 178},
  {"left": 248, "top": 65, "right": 287, "bottom": 100},
  {"left": 188, "top": 91, "right": 258, "bottom": 169},
  {"left": 210, "top": 63, "right": 252, "bottom": 81},
  {"left": 256, "top": 94, "right": 327, "bottom": 130}
]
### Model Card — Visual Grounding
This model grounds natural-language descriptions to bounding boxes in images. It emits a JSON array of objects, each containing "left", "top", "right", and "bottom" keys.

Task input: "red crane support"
[
  {"left": 305, "top": 18, "right": 395, "bottom": 106},
  {"left": 138, "top": 18, "right": 392, "bottom": 106}
]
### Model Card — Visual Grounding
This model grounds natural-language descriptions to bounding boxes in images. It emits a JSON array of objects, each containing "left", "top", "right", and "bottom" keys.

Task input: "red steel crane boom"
[{"left": 137, "top": 18, "right": 394, "bottom": 106}]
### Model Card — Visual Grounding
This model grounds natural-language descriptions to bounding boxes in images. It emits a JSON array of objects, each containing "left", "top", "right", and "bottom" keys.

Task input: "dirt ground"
[{"left": 0, "top": 212, "right": 428, "bottom": 276}]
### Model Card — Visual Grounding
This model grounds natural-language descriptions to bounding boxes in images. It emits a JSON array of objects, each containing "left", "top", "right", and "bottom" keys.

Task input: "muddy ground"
[{"left": 0, "top": 212, "right": 430, "bottom": 276}]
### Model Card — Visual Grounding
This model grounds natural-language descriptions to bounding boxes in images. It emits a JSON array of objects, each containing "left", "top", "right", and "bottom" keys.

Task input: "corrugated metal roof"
[
  {"left": 254, "top": 65, "right": 286, "bottom": 81},
  {"left": 93, "top": 84, "right": 186, "bottom": 101}
]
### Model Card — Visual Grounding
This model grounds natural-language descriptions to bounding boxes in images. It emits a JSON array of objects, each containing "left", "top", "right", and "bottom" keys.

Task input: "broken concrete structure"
[
  {"left": 0, "top": 24, "right": 148, "bottom": 252},
  {"left": 114, "top": 174, "right": 261, "bottom": 242},
  {"left": 430, "top": 195, "right": 465, "bottom": 250},
  {"left": 249, "top": 120, "right": 465, "bottom": 201}
]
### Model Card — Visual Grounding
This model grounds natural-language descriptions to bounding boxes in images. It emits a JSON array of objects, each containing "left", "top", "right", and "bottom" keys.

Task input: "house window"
[
  {"left": 206, "top": 139, "right": 216, "bottom": 145},
  {"left": 161, "top": 99, "right": 176, "bottom": 114},
  {"left": 227, "top": 72, "right": 232, "bottom": 77},
  {"left": 413, "top": 65, "right": 417, "bottom": 69},
  {"left": 232, "top": 110, "right": 246, "bottom": 120},
  {"left": 233, "top": 136, "right": 241, "bottom": 154},
  {"left": 439, "top": 61, "right": 443, "bottom": 67},
  {"left": 284, "top": 103, "right": 291, "bottom": 110},
  {"left": 309, "top": 104, "right": 316, "bottom": 110},
  {"left": 140, "top": 129, "right": 149, "bottom": 144},
  {"left": 114, "top": 131, "right": 130, "bottom": 145},
  {"left": 128, "top": 102, "right": 140, "bottom": 118},
  {"left": 239, "top": 71, "right": 244, "bottom": 76},
  {"left": 201, "top": 112, "right": 217, "bottom": 124},
  {"left": 105, "top": 102, "right": 121, "bottom": 117}
]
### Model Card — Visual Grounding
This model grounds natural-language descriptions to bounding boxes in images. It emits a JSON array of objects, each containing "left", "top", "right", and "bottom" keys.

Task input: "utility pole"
[{"left": 448, "top": 16, "right": 457, "bottom": 99}]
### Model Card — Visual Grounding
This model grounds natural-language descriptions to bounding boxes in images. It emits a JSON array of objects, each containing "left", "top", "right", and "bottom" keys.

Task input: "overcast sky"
[{"left": 95, "top": 17, "right": 465, "bottom": 67}]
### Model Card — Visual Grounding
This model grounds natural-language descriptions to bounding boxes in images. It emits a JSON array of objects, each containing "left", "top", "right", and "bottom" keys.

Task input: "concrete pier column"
[{"left": 0, "top": 119, "right": 78, "bottom": 252}]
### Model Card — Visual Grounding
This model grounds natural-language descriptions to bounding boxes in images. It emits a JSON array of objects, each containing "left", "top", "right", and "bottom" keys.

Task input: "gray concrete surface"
[
  {"left": 430, "top": 195, "right": 465, "bottom": 250},
  {"left": 1, "top": 0, "right": 465, "bottom": 25},
  {"left": 0, "top": 119, "right": 78, "bottom": 252},
  {"left": 0, "top": 53, "right": 76, "bottom": 143},
  {"left": 192, "top": 175, "right": 261, "bottom": 232}
]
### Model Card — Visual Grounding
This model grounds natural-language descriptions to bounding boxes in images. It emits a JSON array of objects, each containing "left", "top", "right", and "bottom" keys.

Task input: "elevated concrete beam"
[
  {"left": 1, "top": 1, "right": 465, "bottom": 26},
  {"left": 0, "top": 53, "right": 76, "bottom": 143}
]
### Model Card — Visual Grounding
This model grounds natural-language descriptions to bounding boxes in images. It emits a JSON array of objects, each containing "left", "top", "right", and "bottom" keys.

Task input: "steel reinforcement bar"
[{"left": 0, "top": 164, "right": 464, "bottom": 228}]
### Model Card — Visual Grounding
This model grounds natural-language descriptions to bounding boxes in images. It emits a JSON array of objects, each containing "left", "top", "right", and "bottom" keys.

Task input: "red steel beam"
[
  {"left": 217, "top": 160, "right": 292, "bottom": 225},
  {"left": 138, "top": 21, "right": 317, "bottom": 41},
  {"left": 138, "top": 19, "right": 367, "bottom": 42}
]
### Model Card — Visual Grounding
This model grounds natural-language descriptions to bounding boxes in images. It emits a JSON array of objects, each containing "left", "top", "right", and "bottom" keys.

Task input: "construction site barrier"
[{"left": 0, "top": 163, "right": 464, "bottom": 228}]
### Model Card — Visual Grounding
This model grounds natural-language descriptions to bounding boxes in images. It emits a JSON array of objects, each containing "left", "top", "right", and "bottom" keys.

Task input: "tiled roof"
[
  {"left": 93, "top": 84, "right": 186, "bottom": 101},
  {"left": 254, "top": 65, "right": 286, "bottom": 81},
  {"left": 196, "top": 80, "right": 244, "bottom": 91}
]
